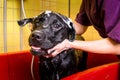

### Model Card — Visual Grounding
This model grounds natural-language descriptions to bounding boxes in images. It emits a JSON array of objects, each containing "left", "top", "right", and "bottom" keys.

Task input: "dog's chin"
[{"left": 30, "top": 46, "right": 49, "bottom": 57}]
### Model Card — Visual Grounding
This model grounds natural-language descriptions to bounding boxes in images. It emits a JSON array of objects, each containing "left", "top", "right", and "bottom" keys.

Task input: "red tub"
[
  {"left": 0, "top": 51, "right": 119, "bottom": 80},
  {"left": 0, "top": 51, "right": 40, "bottom": 80},
  {"left": 62, "top": 62, "right": 120, "bottom": 80}
]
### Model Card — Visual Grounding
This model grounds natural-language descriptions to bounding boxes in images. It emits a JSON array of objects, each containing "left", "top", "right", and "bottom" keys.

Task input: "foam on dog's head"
[
  {"left": 55, "top": 13, "right": 73, "bottom": 29},
  {"left": 17, "top": 10, "right": 75, "bottom": 41},
  {"left": 45, "top": 10, "right": 52, "bottom": 16},
  {"left": 18, "top": 10, "right": 73, "bottom": 29},
  {"left": 39, "top": 10, "right": 73, "bottom": 30}
]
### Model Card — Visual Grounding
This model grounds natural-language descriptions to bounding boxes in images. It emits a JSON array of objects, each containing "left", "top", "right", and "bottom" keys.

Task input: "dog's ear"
[
  {"left": 67, "top": 22, "right": 76, "bottom": 41},
  {"left": 55, "top": 13, "right": 76, "bottom": 41},
  {"left": 17, "top": 18, "right": 33, "bottom": 27},
  {"left": 62, "top": 17, "right": 76, "bottom": 41}
]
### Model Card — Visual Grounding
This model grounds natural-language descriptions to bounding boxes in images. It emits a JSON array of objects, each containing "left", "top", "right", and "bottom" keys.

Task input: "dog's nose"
[{"left": 31, "top": 31, "right": 44, "bottom": 41}]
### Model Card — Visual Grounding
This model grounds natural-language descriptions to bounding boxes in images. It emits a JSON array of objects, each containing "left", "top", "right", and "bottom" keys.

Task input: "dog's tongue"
[
  {"left": 31, "top": 46, "right": 41, "bottom": 50},
  {"left": 31, "top": 46, "right": 53, "bottom": 58},
  {"left": 31, "top": 46, "right": 48, "bottom": 54}
]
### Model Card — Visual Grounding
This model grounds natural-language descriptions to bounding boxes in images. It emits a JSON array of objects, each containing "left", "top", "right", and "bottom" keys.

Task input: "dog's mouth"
[{"left": 30, "top": 46, "right": 49, "bottom": 56}]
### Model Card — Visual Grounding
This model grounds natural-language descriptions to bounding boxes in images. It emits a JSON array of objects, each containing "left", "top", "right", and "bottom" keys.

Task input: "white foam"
[{"left": 45, "top": 10, "right": 52, "bottom": 17}]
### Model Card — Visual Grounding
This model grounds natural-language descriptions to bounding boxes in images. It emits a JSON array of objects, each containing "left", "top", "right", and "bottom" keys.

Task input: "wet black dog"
[{"left": 18, "top": 10, "right": 87, "bottom": 80}]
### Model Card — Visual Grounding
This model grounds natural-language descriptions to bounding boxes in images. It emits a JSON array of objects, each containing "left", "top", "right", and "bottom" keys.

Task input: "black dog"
[{"left": 18, "top": 10, "right": 87, "bottom": 80}]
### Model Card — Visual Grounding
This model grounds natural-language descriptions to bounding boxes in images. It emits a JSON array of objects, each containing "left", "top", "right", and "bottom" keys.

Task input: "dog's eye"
[
  {"left": 51, "top": 20, "right": 62, "bottom": 30},
  {"left": 52, "top": 20, "right": 61, "bottom": 28},
  {"left": 51, "top": 23, "right": 62, "bottom": 31},
  {"left": 54, "top": 24, "right": 61, "bottom": 28},
  {"left": 53, "top": 20, "right": 58, "bottom": 24}
]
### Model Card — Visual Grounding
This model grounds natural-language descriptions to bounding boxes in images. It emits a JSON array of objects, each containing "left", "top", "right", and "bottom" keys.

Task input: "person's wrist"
[{"left": 65, "top": 39, "right": 72, "bottom": 49}]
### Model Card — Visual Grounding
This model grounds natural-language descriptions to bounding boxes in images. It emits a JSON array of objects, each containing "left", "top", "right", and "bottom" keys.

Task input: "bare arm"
[
  {"left": 48, "top": 38, "right": 120, "bottom": 57},
  {"left": 73, "top": 21, "right": 88, "bottom": 35},
  {"left": 69, "top": 38, "right": 120, "bottom": 54},
  {"left": 72, "top": 21, "right": 120, "bottom": 54}
]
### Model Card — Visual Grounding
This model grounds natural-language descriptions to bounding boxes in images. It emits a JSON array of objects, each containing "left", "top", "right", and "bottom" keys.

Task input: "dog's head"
[{"left": 18, "top": 10, "right": 75, "bottom": 56}]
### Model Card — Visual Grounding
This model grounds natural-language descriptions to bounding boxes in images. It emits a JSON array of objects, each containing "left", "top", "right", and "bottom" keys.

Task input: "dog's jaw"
[{"left": 30, "top": 46, "right": 48, "bottom": 56}]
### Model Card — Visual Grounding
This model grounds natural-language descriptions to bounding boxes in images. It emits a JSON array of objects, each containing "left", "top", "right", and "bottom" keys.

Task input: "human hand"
[{"left": 46, "top": 39, "right": 71, "bottom": 58}]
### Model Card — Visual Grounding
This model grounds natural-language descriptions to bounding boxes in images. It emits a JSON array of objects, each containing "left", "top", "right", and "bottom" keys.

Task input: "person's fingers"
[
  {"left": 48, "top": 47, "right": 62, "bottom": 57},
  {"left": 48, "top": 43, "right": 61, "bottom": 54},
  {"left": 51, "top": 50, "right": 62, "bottom": 57},
  {"left": 48, "top": 48, "right": 56, "bottom": 54},
  {"left": 44, "top": 50, "right": 58, "bottom": 58},
  {"left": 47, "top": 39, "right": 70, "bottom": 57},
  {"left": 44, "top": 55, "right": 50, "bottom": 58}
]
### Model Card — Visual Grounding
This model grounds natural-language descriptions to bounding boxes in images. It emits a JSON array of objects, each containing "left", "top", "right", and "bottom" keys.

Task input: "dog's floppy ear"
[
  {"left": 62, "top": 17, "right": 75, "bottom": 41},
  {"left": 67, "top": 22, "right": 75, "bottom": 41},
  {"left": 17, "top": 18, "right": 33, "bottom": 26},
  {"left": 55, "top": 13, "right": 76, "bottom": 41}
]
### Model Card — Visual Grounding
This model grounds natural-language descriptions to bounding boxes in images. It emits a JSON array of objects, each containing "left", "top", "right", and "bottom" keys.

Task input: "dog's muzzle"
[
  {"left": 30, "top": 30, "right": 45, "bottom": 43},
  {"left": 29, "top": 30, "right": 49, "bottom": 56}
]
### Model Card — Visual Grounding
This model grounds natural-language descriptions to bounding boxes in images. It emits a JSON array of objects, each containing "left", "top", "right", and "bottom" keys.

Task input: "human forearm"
[
  {"left": 69, "top": 38, "right": 120, "bottom": 54},
  {"left": 48, "top": 38, "right": 120, "bottom": 57}
]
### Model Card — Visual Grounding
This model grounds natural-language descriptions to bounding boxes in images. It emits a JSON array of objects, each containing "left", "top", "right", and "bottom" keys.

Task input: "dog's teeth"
[{"left": 31, "top": 46, "right": 41, "bottom": 50}]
